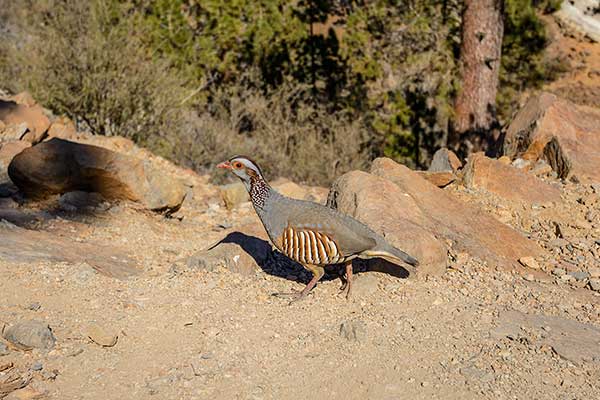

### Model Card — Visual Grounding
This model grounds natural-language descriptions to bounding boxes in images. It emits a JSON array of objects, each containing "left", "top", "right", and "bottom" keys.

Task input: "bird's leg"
[
  {"left": 338, "top": 264, "right": 348, "bottom": 291},
  {"left": 275, "top": 265, "right": 324, "bottom": 304},
  {"left": 338, "top": 261, "right": 353, "bottom": 299}
]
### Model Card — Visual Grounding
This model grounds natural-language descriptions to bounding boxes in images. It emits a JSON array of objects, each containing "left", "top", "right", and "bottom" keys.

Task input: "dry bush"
[
  {"left": 177, "top": 85, "right": 372, "bottom": 186},
  {"left": 0, "top": 0, "right": 187, "bottom": 151}
]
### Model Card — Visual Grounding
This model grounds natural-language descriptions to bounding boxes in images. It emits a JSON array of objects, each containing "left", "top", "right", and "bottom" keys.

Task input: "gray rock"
[
  {"left": 28, "top": 302, "right": 41, "bottom": 311},
  {"left": 428, "top": 148, "right": 461, "bottom": 172},
  {"left": 59, "top": 191, "right": 106, "bottom": 212},
  {"left": 0, "top": 341, "right": 9, "bottom": 356},
  {"left": 218, "top": 182, "right": 249, "bottom": 210},
  {"left": 512, "top": 158, "right": 531, "bottom": 169},
  {"left": 568, "top": 271, "right": 590, "bottom": 281},
  {"left": 548, "top": 238, "right": 568, "bottom": 248},
  {"left": 339, "top": 320, "right": 366, "bottom": 342},
  {"left": 491, "top": 310, "right": 600, "bottom": 365},
  {"left": 31, "top": 362, "right": 43, "bottom": 371},
  {"left": 589, "top": 279, "right": 600, "bottom": 292},
  {"left": 3, "top": 320, "right": 56, "bottom": 350},
  {"left": 185, "top": 243, "right": 270, "bottom": 275},
  {"left": 72, "top": 263, "right": 97, "bottom": 285}
]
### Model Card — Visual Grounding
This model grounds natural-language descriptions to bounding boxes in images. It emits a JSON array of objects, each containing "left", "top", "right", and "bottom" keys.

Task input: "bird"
[{"left": 217, "top": 155, "right": 419, "bottom": 302}]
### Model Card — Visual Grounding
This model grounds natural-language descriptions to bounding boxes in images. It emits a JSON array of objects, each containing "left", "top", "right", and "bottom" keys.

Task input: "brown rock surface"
[
  {"left": 0, "top": 100, "right": 50, "bottom": 144},
  {"left": 0, "top": 221, "right": 140, "bottom": 279},
  {"left": 328, "top": 171, "right": 448, "bottom": 276},
  {"left": 368, "top": 157, "right": 545, "bottom": 268},
  {"left": 46, "top": 116, "right": 77, "bottom": 141},
  {"left": 8, "top": 138, "right": 185, "bottom": 212},
  {"left": 503, "top": 92, "right": 600, "bottom": 182},
  {"left": 0, "top": 141, "right": 30, "bottom": 169},
  {"left": 463, "top": 152, "right": 562, "bottom": 204},
  {"left": 416, "top": 171, "right": 456, "bottom": 188}
]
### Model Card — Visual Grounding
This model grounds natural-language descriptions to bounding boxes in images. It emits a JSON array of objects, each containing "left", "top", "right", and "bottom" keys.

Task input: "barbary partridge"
[{"left": 217, "top": 156, "right": 418, "bottom": 302}]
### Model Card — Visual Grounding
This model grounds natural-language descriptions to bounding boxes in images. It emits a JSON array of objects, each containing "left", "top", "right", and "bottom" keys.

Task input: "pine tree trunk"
[{"left": 454, "top": 0, "right": 504, "bottom": 156}]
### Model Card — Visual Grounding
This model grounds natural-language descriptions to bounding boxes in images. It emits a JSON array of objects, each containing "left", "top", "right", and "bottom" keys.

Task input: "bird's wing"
[{"left": 285, "top": 200, "right": 377, "bottom": 257}]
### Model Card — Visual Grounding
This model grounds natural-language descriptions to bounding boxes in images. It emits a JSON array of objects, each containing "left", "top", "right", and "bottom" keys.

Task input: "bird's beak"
[{"left": 216, "top": 161, "right": 232, "bottom": 170}]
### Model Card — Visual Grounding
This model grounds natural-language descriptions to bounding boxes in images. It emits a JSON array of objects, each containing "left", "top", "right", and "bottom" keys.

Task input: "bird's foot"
[{"left": 337, "top": 283, "right": 353, "bottom": 300}]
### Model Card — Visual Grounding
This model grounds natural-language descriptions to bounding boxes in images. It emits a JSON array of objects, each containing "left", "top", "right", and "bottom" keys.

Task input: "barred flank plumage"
[{"left": 281, "top": 226, "right": 344, "bottom": 265}]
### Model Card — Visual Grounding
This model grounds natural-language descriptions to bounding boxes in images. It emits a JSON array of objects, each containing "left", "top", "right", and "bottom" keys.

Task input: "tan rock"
[
  {"left": 0, "top": 141, "right": 31, "bottom": 168},
  {"left": 271, "top": 178, "right": 309, "bottom": 200},
  {"left": 503, "top": 92, "right": 600, "bottom": 182},
  {"left": 10, "top": 91, "right": 36, "bottom": 107},
  {"left": 219, "top": 181, "right": 249, "bottom": 210},
  {"left": 0, "top": 122, "right": 28, "bottom": 142},
  {"left": 416, "top": 171, "right": 456, "bottom": 188},
  {"left": 87, "top": 324, "right": 118, "bottom": 347},
  {"left": 519, "top": 256, "right": 540, "bottom": 270},
  {"left": 0, "top": 100, "right": 50, "bottom": 144},
  {"left": 498, "top": 156, "right": 511, "bottom": 165},
  {"left": 328, "top": 170, "right": 448, "bottom": 276},
  {"left": 368, "top": 157, "right": 545, "bottom": 269},
  {"left": 463, "top": 152, "right": 562, "bottom": 204},
  {"left": 46, "top": 116, "right": 77, "bottom": 140},
  {"left": 8, "top": 138, "right": 185, "bottom": 212}
]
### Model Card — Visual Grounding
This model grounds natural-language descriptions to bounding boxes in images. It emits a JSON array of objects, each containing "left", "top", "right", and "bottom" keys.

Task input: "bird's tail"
[{"left": 363, "top": 244, "right": 419, "bottom": 268}]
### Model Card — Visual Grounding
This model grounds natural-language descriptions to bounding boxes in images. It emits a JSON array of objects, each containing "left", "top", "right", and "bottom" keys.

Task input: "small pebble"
[
  {"left": 0, "top": 342, "right": 9, "bottom": 356},
  {"left": 31, "top": 362, "right": 43, "bottom": 371},
  {"left": 569, "top": 271, "right": 589, "bottom": 282}
]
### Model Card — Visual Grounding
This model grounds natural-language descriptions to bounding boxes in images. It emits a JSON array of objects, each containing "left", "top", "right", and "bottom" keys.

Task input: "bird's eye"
[{"left": 233, "top": 162, "right": 243, "bottom": 169}]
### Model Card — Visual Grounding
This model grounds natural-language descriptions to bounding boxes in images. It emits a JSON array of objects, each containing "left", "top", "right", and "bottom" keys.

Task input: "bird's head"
[{"left": 217, "top": 156, "right": 265, "bottom": 189}]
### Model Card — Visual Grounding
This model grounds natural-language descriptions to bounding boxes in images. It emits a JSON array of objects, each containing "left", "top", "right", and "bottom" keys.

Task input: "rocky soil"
[{"left": 1, "top": 14, "right": 600, "bottom": 400}]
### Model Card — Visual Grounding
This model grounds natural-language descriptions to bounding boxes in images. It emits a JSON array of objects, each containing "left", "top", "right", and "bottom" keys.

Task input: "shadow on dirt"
[{"left": 216, "top": 231, "right": 411, "bottom": 286}]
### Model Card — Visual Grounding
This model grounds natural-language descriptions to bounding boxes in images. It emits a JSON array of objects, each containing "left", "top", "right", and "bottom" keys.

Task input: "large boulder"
[
  {"left": 328, "top": 171, "right": 448, "bottom": 276},
  {"left": 331, "top": 158, "right": 544, "bottom": 270},
  {"left": 8, "top": 138, "right": 185, "bottom": 212},
  {"left": 0, "top": 99, "right": 50, "bottom": 144},
  {"left": 503, "top": 92, "right": 600, "bottom": 182},
  {"left": 463, "top": 152, "right": 562, "bottom": 204}
]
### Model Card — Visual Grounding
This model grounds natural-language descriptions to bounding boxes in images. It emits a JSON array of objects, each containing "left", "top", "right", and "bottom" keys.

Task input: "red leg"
[{"left": 275, "top": 265, "right": 324, "bottom": 304}]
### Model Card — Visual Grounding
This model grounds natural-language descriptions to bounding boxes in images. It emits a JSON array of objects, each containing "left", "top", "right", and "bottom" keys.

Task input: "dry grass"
[
  {"left": 0, "top": 0, "right": 187, "bottom": 147},
  {"left": 176, "top": 84, "right": 372, "bottom": 186}
]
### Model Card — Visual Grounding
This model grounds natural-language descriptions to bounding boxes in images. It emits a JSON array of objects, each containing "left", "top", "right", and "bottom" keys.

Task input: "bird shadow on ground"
[{"left": 217, "top": 231, "right": 411, "bottom": 284}]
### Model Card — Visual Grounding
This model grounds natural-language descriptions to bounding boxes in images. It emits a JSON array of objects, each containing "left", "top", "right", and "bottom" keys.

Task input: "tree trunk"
[{"left": 454, "top": 0, "right": 504, "bottom": 156}]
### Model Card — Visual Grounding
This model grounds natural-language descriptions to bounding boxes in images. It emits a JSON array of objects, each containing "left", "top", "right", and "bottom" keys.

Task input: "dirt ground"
[
  {"left": 1, "top": 163, "right": 600, "bottom": 400},
  {"left": 1, "top": 13, "right": 600, "bottom": 400}
]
